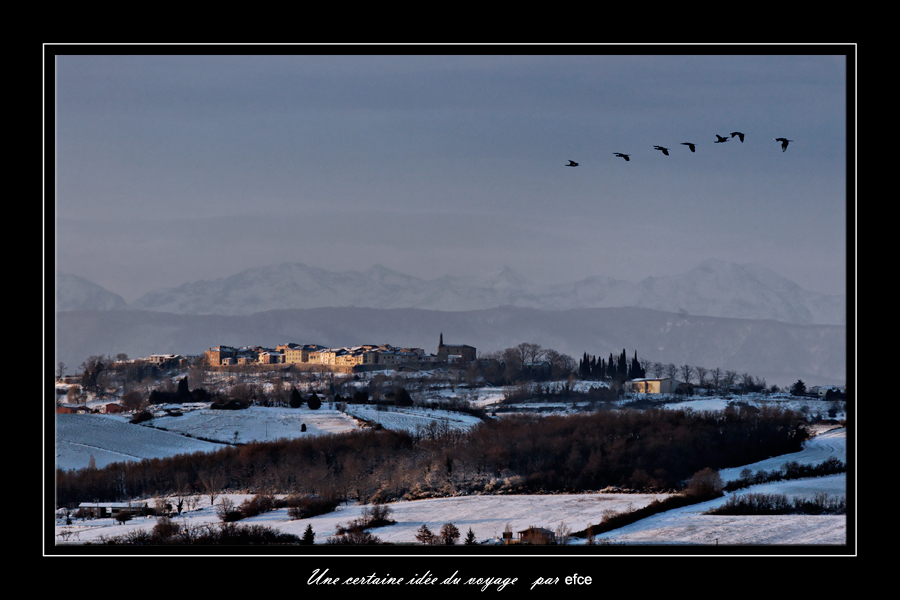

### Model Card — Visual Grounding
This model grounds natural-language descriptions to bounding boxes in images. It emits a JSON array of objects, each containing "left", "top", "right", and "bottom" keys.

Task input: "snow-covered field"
[
  {"left": 54, "top": 432, "right": 847, "bottom": 547},
  {"left": 52, "top": 389, "right": 850, "bottom": 548}
]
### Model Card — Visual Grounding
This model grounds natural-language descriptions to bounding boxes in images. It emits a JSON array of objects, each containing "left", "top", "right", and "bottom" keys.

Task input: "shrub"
[
  {"left": 705, "top": 492, "right": 846, "bottom": 516},
  {"left": 238, "top": 491, "right": 277, "bottom": 519},
  {"left": 685, "top": 467, "right": 724, "bottom": 499},
  {"left": 287, "top": 495, "right": 339, "bottom": 520},
  {"left": 326, "top": 528, "right": 383, "bottom": 545},
  {"left": 152, "top": 516, "right": 182, "bottom": 542},
  {"left": 361, "top": 502, "right": 394, "bottom": 528},
  {"left": 130, "top": 410, "right": 154, "bottom": 424},
  {"left": 216, "top": 497, "right": 243, "bottom": 522}
]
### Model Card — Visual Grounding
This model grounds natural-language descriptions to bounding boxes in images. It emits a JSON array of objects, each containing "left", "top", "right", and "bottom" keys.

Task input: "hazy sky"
[{"left": 52, "top": 50, "right": 852, "bottom": 302}]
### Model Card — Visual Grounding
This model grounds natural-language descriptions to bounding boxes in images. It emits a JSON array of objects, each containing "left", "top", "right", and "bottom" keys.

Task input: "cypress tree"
[
  {"left": 176, "top": 377, "right": 190, "bottom": 403},
  {"left": 289, "top": 387, "right": 303, "bottom": 408}
]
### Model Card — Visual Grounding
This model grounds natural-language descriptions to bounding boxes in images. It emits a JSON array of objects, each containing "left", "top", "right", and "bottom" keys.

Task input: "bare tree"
[
  {"left": 664, "top": 363, "right": 678, "bottom": 379},
  {"left": 695, "top": 366, "right": 708, "bottom": 387},
  {"left": 517, "top": 342, "right": 546, "bottom": 366},
  {"left": 740, "top": 372, "right": 755, "bottom": 393},
  {"left": 199, "top": 469, "right": 226, "bottom": 506},
  {"left": 121, "top": 390, "right": 143, "bottom": 412},
  {"left": 555, "top": 520, "right": 572, "bottom": 545},
  {"left": 709, "top": 367, "right": 723, "bottom": 389},
  {"left": 723, "top": 371, "right": 738, "bottom": 390},
  {"left": 679, "top": 364, "right": 695, "bottom": 384},
  {"left": 415, "top": 524, "right": 437, "bottom": 545},
  {"left": 440, "top": 522, "right": 461, "bottom": 545},
  {"left": 545, "top": 349, "right": 576, "bottom": 380}
]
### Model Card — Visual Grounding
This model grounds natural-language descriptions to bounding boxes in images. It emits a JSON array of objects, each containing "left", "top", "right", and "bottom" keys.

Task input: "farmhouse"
[
  {"left": 624, "top": 377, "right": 693, "bottom": 395},
  {"left": 78, "top": 502, "right": 151, "bottom": 518},
  {"left": 503, "top": 526, "right": 557, "bottom": 545}
]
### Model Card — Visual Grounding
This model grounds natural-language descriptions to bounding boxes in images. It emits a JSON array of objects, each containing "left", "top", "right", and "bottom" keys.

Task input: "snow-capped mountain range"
[{"left": 56, "top": 259, "right": 846, "bottom": 326}]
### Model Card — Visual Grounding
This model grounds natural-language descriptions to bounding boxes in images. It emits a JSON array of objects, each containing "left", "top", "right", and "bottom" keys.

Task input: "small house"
[
  {"left": 503, "top": 526, "right": 557, "bottom": 545},
  {"left": 517, "top": 526, "right": 556, "bottom": 545},
  {"left": 77, "top": 502, "right": 150, "bottom": 519},
  {"left": 624, "top": 377, "right": 683, "bottom": 394}
]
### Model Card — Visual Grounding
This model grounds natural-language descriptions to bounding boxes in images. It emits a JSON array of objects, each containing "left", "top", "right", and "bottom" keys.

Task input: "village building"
[
  {"left": 437, "top": 333, "right": 477, "bottom": 363},
  {"left": 202, "top": 334, "right": 473, "bottom": 372},
  {"left": 279, "top": 343, "right": 327, "bottom": 364}
]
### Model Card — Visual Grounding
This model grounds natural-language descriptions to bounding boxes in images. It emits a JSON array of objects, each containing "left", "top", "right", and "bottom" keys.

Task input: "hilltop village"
[{"left": 204, "top": 334, "right": 476, "bottom": 374}]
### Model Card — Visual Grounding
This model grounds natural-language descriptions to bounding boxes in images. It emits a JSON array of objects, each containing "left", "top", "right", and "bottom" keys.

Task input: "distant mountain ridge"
[
  {"left": 55, "top": 273, "right": 129, "bottom": 312},
  {"left": 57, "top": 259, "right": 847, "bottom": 326}
]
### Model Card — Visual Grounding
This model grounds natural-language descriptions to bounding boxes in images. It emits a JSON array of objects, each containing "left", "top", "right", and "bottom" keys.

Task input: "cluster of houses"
[{"left": 205, "top": 333, "right": 477, "bottom": 373}]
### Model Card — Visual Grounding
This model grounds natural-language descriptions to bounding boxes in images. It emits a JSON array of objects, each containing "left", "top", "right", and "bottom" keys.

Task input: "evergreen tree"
[
  {"left": 302, "top": 524, "right": 315, "bottom": 545},
  {"left": 464, "top": 527, "right": 477, "bottom": 545},
  {"left": 616, "top": 349, "right": 628, "bottom": 381},
  {"left": 175, "top": 377, "right": 190, "bottom": 402},
  {"left": 289, "top": 387, "right": 304, "bottom": 408},
  {"left": 394, "top": 387, "right": 413, "bottom": 407},
  {"left": 629, "top": 351, "right": 645, "bottom": 380},
  {"left": 607, "top": 353, "right": 617, "bottom": 379},
  {"left": 307, "top": 392, "right": 322, "bottom": 410}
]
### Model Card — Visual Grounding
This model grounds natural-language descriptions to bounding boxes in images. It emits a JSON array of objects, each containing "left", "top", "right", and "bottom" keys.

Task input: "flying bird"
[
  {"left": 774, "top": 138, "right": 793, "bottom": 152},
  {"left": 731, "top": 131, "right": 745, "bottom": 142},
  {"left": 653, "top": 146, "right": 669, "bottom": 155},
  {"left": 566, "top": 160, "right": 579, "bottom": 167},
  {"left": 714, "top": 134, "right": 729, "bottom": 143},
  {"left": 613, "top": 153, "right": 630, "bottom": 161},
  {"left": 681, "top": 142, "right": 696, "bottom": 152}
]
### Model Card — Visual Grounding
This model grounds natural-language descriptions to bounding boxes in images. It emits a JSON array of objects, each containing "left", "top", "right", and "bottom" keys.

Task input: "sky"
[{"left": 50, "top": 50, "right": 852, "bottom": 303}]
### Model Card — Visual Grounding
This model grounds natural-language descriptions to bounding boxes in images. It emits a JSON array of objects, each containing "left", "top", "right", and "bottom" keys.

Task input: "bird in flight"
[
  {"left": 566, "top": 160, "right": 579, "bottom": 167},
  {"left": 613, "top": 153, "right": 631, "bottom": 161},
  {"left": 681, "top": 142, "right": 696, "bottom": 152},
  {"left": 731, "top": 132, "right": 745, "bottom": 143},
  {"left": 774, "top": 138, "right": 793, "bottom": 152},
  {"left": 653, "top": 146, "right": 670, "bottom": 156},
  {"left": 714, "top": 134, "right": 729, "bottom": 143}
]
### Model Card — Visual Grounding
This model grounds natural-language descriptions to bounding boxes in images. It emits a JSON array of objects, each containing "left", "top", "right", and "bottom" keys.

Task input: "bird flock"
[{"left": 567, "top": 132, "right": 793, "bottom": 167}]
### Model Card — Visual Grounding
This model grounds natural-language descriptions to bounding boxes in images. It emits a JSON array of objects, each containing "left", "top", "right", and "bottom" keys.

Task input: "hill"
[{"left": 54, "top": 305, "right": 847, "bottom": 388}]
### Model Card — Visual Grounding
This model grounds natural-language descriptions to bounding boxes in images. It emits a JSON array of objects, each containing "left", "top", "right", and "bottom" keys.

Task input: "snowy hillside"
[
  {"left": 55, "top": 413, "right": 222, "bottom": 471},
  {"left": 53, "top": 389, "right": 850, "bottom": 548},
  {"left": 53, "top": 427, "right": 848, "bottom": 547}
]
